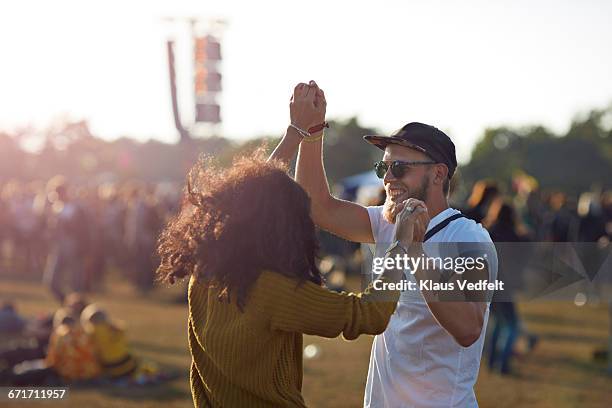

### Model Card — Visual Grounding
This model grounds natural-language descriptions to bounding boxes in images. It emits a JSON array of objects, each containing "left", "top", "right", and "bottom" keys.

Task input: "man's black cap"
[{"left": 363, "top": 122, "right": 457, "bottom": 179}]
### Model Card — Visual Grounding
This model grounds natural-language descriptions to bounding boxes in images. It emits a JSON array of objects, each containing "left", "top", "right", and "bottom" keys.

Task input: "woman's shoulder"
[
  {"left": 252, "top": 270, "right": 305, "bottom": 297},
  {"left": 251, "top": 270, "right": 326, "bottom": 302}
]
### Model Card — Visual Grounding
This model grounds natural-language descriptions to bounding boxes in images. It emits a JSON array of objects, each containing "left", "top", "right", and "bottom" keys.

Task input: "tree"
[
  {"left": 462, "top": 106, "right": 612, "bottom": 195},
  {"left": 323, "top": 117, "right": 381, "bottom": 183}
]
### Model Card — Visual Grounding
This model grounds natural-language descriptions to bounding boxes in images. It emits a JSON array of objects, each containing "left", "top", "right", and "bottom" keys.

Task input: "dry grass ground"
[{"left": 1, "top": 277, "right": 610, "bottom": 408}]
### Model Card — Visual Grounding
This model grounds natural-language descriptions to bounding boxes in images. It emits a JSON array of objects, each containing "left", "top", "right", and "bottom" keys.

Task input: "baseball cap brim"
[{"left": 363, "top": 135, "right": 428, "bottom": 153}]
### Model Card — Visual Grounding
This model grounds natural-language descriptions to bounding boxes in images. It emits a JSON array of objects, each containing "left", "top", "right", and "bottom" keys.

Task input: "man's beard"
[{"left": 383, "top": 176, "right": 430, "bottom": 224}]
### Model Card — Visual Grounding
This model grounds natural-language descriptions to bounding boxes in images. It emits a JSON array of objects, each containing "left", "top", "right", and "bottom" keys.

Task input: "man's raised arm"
[
  {"left": 294, "top": 85, "right": 374, "bottom": 244},
  {"left": 268, "top": 82, "right": 320, "bottom": 165}
]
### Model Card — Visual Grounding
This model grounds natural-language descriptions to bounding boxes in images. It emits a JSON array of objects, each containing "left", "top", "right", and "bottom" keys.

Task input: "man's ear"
[{"left": 433, "top": 164, "right": 448, "bottom": 186}]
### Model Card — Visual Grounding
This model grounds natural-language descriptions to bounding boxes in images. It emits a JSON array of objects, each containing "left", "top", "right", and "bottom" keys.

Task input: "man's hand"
[
  {"left": 394, "top": 198, "right": 430, "bottom": 243},
  {"left": 394, "top": 199, "right": 429, "bottom": 248},
  {"left": 268, "top": 81, "right": 322, "bottom": 164},
  {"left": 290, "top": 80, "right": 326, "bottom": 131}
]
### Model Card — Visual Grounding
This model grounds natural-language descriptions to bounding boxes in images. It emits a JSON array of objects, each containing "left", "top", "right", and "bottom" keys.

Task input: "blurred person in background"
[
  {"left": 577, "top": 192, "right": 608, "bottom": 242},
  {"left": 78, "top": 186, "right": 107, "bottom": 292},
  {"left": 463, "top": 180, "right": 500, "bottom": 224},
  {"left": 484, "top": 197, "right": 531, "bottom": 242},
  {"left": 80, "top": 304, "right": 138, "bottom": 380},
  {"left": 603, "top": 191, "right": 612, "bottom": 240},
  {"left": 1, "top": 308, "right": 99, "bottom": 386},
  {"left": 0, "top": 184, "right": 7, "bottom": 275},
  {"left": 124, "top": 184, "right": 163, "bottom": 291},
  {"left": 45, "top": 308, "right": 100, "bottom": 384},
  {"left": 10, "top": 183, "right": 41, "bottom": 275},
  {"left": 0, "top": 302, "right": 30, "bottom": 384},
  {"left": 1, "top": 181, "right": 46, "bottom": 276},
  {"left": 42, "top": 177, "right": 90, "bottom": 302},
  {"left": 0, "top": 301, "right": 26, "bottom": 335},
  {"left": 575, "top": 191, "right": 610, "bottom": 281},
  {"left": 0, "top": 293, "right": 89, "bottom": 385},
  {"left": 0, "top": 301, "right": 54, "bottom": 383},
  {"left": 99, "top": 183, "right": 129, "bottom": 278},
  {"left": 482, "top": 197, "right": 533, "bottom": 375},
  {"left": 81, "top": 304, "right": 167, "bottom": 385},
  {"left": 521, "top": 189, "right": 547, "bottom": 240},
  {"left": 545, "top": 192, "right": 580, "bottom": 242}
]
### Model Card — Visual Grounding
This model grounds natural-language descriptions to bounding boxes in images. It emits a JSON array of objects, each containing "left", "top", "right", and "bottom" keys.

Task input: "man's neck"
[{"left": 425, "top": 198, "right": 450, "bottom": 220}]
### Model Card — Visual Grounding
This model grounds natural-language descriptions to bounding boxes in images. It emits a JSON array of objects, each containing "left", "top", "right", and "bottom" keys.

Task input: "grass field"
[{"left": 1, "top": 277, "right": 610, "bottom": 408}]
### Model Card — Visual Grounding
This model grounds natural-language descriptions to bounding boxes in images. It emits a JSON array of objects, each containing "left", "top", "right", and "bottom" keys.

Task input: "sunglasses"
[{"left": 374, "top": 160, "right": 437, "bottom": 179}]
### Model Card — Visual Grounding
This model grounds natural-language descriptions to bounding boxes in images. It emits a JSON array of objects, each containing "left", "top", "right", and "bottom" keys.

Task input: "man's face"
[{"left": 381, "top": 144, "right": 433, "bottom": 223}]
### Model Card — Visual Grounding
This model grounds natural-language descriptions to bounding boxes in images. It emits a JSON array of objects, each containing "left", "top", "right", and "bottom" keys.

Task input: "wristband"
[
  {"left": 289, "top": 124, "right": 309, "bottom": 138},
  {"left": 308, "top": 122, "right": 329, "bottom": 134},
  {"left": 301, "top": 133, "right": 324, "bottom": 143},
  {"left": 289, "top": 122, "right": 329, "bottom": 138}
]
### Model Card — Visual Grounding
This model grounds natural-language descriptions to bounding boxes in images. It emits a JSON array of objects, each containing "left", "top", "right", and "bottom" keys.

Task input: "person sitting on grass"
[
  {"left": 0, "top": 301, "right": 57, "bottom": 386},
  {"left": 80, "top": 304, "right": 163, "bottom": 385},
  {"left": 156, "top": 147, "right": 422, "bottom": 406},
  {"left": 45, "top": 308, "right": 100, "bottom": 383},
  {"left": 0, "top": 301, "right": 26, "bottom": 335},
  {"left": 80, "top": 304, "right": 139, "bottom": 380}
]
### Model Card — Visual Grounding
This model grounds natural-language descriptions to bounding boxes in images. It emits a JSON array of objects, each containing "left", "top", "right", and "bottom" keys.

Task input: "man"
[{"left": 275, "top": 81, "right": 497, "bottom": 407}]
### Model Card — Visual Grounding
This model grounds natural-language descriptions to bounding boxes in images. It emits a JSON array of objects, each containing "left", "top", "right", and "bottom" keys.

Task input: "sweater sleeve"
[{"left": 252, "top": 269, "right": 401, "bottom": 340}]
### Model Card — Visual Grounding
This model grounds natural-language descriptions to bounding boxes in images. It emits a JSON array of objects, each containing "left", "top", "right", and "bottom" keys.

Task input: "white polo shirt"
[{"left": 363, "top": 206, "right": 497, "bottom": 408}]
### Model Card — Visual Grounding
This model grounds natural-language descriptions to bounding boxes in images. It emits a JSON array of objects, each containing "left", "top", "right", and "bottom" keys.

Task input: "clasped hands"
[
  {"left": 394, "top": 199, "right": 431, "bottom": 249},
  {"left": 289, "top": 80, "right": 327, "bottom": 138}
]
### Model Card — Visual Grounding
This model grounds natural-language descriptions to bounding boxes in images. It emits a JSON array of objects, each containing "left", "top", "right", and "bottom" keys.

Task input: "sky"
[{"left": 1, "top": 0, "right": 611, "bottom": 163}]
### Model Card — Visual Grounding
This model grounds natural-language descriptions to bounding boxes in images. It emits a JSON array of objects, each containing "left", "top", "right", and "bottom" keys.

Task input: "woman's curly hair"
[{"left": 156, "top": 151, "right": 322, "bottom": 309}]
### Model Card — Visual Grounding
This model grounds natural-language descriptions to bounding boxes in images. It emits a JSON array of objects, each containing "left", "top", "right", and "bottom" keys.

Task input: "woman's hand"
[
  {"left": 394, "top": 199, "right": 430, "bottom": 247},
  {"left": 290, "top": 80, "right": 326, "bottom": 131}
]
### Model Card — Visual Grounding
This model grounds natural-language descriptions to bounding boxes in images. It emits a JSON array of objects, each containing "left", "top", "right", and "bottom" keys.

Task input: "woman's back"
[
  {"left": 188, "top": 269, "right": 399, "bottom": 407},
  {"left": 189, "top": 272, "right": 304, "bottom": 407}
]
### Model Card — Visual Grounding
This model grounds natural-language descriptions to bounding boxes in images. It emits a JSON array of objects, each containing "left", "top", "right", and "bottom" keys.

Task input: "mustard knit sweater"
[{"left": 187, "top": 270, "right": 400, "bottom": 407}]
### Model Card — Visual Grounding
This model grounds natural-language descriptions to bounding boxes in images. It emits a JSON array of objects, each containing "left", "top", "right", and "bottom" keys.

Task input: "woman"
[
  {"left": 464, "top": 180, "right": 500, "bottom": 224},
  {"left": 156, "top": 148, "right": 421, "bottom": 406},
  {"left": 482, "top": 198, "right": 529, "bottom": 374}
]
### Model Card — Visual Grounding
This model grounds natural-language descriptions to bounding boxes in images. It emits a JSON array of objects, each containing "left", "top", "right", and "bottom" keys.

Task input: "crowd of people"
[
  {"left": 0, "top": 178, "right": 180, "bottom": 388},
  {"left": 462, "top": 180, "right": 612, "bottom": 244},
  {"left": 0, "top": 177, "right": 180, "bottom": 300},
  {"left": 461, "top": 180, "right": 611, "bottom": 375},
  {"left": 1, "top": 171, "right": 609, "bottom": 304}
]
